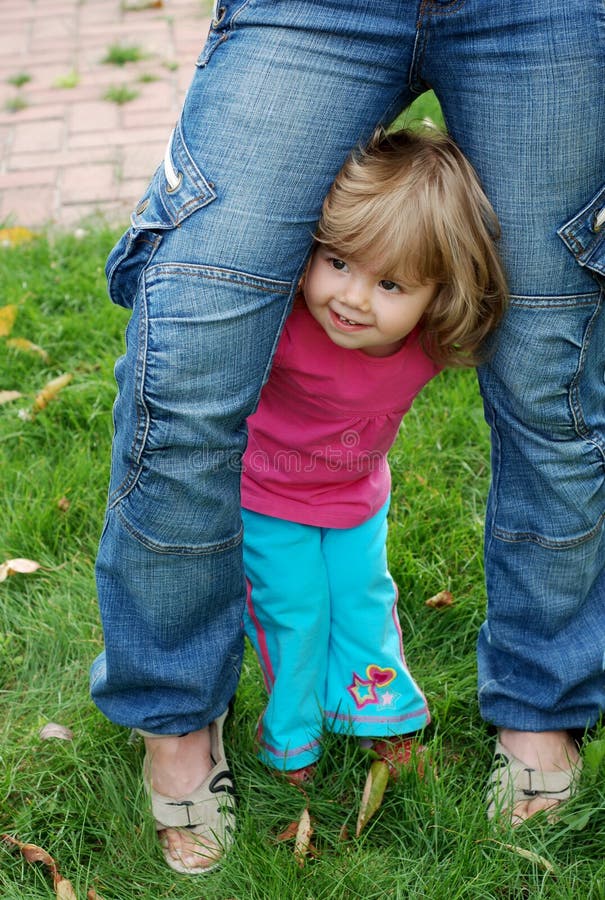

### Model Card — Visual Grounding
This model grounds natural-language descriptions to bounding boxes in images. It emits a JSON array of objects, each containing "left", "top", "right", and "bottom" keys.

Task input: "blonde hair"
[{"left": 315, "top": 127, "right": 508, "bottom": 367}]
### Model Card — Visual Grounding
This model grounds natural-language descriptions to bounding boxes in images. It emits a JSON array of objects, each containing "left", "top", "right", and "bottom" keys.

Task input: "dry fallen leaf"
[
  {"left": 57, "top": 497, "right": 71, "bottom": 512},
  {"left": 355, "top": 759, "right": 390, "bottom": 836},
  {"left": 486, "top": 839, "right": 555, "bottom": 873},
  {"left": 2, "top": 835, "right": 56, "bottom": 868},
  {"left": 0, "top": 390, "right": 22, "bottom": 405},
  {"left": 275, "top": 820, "right": 300, "bottom": 842},
  {"left": 0, "top": 558, "right": 41, "bottom": 582},
  {"left": 87, "top": 890, "right": 107, "bottom": 900},
  {"left": 425, "top": 590, "right": 454, "bottom": 609},
  {"left": 32, "top": 373, "right": 73, "bottom": 412},
  {"left": 293, "top": 807, "right": 313, "bottom": 867},
  {"left": 1, "top": 835, "right": 77, "bottom": 898},
  {"left": 39, "top": 722, "right": 74, "bottom": 742},
  {"left": 338, "top": 824, "right": 350, "bottom": 842},
  {"left": 6, "top": 337, "right": 50, "bottom": 363},
  {"left": 56, "top": 879, "right": 78, "bottom": 900},
  {"left": 0, "top": 304, "right": 18, "bottom": 338}
]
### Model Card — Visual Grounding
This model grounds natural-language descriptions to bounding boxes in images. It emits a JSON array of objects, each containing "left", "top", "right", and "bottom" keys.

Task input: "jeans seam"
[
  {"left": 147, "top": 263, "right": 291, "bottom": 294},
  {"left": 508, "top": 292, "right": 599, "bottom": 308},
  {"left": 108, "top": 277, "right": 151, "bottom": 506},
  {"left": 485, "top": 395, "right": 501, "bottom": 559},
  {"left": 116, "top": 506, "right": 244, "bottom": 554},
  {"left": 492, "top": 513, "right": 605, "bottom": 549},
  {"left": 255, "top": 259, "right": 307, "bottom": 390},
  {"left": 229, "top": 0, "right": 254, "bottom": 27},
  {"left": 569, "top": 291, "right": 605, "bottom": 451}
]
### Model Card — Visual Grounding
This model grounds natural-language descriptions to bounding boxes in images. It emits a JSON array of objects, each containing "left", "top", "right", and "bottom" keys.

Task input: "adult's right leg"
[
  {"left": 420, "top": 0, "right": 605, "bottom": 823},
  {"left": 90, "top": 0, "right": 421, "bottom": 870}
]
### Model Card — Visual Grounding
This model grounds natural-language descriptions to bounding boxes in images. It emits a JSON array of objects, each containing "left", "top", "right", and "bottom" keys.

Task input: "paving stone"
[
  {"left": 0, "top": 185, "right": 57, "bottom": 228},
  {"left": 0, "top": 168, "right": 58, "bottom": 189},
  {"left": 59, "top": 162, "right": 117, "bottom": 204},
  {"left": 0, "top": 0, "right": 210, "bottom": 228},
  {"left": 11, "top": 119, "right": 64, "bottom": 154},
  {"left": 121, "top": 143, "right": 164, "bottom": 181},
  {"left": 8, "top": 146, "right": 118, "bottom": 171},
  {"left": 68, "top": 100, "right": 121, "bottom": 133},
  {"left": 69, "top": 126, "right": 168, "bottom": 149}
]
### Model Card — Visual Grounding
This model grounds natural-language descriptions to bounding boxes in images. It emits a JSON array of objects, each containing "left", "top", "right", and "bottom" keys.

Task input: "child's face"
[{"left": 303, "top": 247, "right": 436, "bottom": 357}]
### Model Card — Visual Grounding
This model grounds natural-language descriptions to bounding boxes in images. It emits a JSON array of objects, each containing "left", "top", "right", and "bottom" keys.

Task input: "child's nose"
[{"left": 344, "top": 281, "right": 371, "bottom": 310}]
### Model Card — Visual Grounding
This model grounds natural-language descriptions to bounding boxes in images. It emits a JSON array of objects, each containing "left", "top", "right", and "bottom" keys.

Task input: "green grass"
[
  {"left": 4, "top": 96, "right": 28, "bottom": 113},
  {"left": 1, "top": 229, "right": 604, "bottom": 899},
  {"left": 7, "top": 72, "right": 31, "bottom": 88},
  {"left": 101, "top": 44, "right": 146, "bottom": 66},
  {"left": 53, "top": 70, "right": 81, "bottom": 90},
  {"left": 103, "top": 85, "right": 140, "bottom": 105}
]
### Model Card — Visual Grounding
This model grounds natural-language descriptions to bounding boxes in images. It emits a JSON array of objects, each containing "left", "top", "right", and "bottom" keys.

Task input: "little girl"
[{"left": 241, "top": 127, "right": 507, "bottom": 782}]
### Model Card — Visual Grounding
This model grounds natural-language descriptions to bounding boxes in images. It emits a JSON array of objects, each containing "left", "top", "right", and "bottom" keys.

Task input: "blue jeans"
[{"left": 91, "top": 0, "right": 605, "bottom": 734}]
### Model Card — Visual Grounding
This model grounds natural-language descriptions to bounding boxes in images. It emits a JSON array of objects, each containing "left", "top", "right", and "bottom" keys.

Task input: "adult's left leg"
[{"left": 420, "top": 0, "right": 605, "bottom": 820}]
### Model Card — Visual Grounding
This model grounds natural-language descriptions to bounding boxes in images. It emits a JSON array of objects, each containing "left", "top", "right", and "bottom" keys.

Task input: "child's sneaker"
[
  {"left": 371, "top": 736, "right": 426, "bottom": 779},
  {"left": 283, "top": 763, "right": 317, "bottom": 785}
]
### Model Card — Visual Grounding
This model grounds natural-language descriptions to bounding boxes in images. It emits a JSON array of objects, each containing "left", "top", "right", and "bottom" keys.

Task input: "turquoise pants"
[{"left": 242, "top": 501, "right": 429, "bottom": 771}]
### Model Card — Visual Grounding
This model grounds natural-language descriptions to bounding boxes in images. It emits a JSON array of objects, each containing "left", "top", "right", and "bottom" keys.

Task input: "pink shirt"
[{"left": 241, "top": 303, "right": 440, "bottom": 528}]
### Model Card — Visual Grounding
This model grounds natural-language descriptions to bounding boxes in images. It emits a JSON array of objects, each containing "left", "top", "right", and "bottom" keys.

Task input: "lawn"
[{"left": 0, "top": 226, "right": 604, "bottom": 899}]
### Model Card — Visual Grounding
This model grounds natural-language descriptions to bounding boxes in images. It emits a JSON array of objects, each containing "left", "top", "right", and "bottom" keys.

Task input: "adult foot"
[
  {"left": 488, "top": 729, "right": 581, "bottom": 825},
  {"left": 144, "top": 717, "right": 234, "bottom": 873}
]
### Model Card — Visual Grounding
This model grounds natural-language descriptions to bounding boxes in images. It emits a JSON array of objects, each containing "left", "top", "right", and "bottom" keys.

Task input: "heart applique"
[{"left": 366, "top": 665, "right": 396, "bottom": 687}]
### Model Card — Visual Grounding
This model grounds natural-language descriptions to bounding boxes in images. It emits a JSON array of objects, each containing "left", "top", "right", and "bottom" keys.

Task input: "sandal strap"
[
  {"left": 487, "top": 740, "right": 582, "bottom": 819},
  {"left": 150, "top": 766, "right": 235, "bottom": 830},
  {"left": 491, "top": 741, "right": 581, "bottom": 797}
]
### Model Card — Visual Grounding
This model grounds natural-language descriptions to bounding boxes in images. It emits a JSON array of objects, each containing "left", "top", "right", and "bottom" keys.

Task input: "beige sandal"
[
  {"left": 142, "top": 711, "right": 236, "bottom": 875},
  {"left": 486, "top": 739, "right": 582, "bottom": 822}
]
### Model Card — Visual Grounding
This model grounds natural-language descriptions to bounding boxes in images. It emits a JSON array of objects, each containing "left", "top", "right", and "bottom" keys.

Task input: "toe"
[
  {"left": 159, "top": 827, "right": 220, "bottom": 871},
  {"left": 510, "top": 796, "right": 562, "bottom": 826}
]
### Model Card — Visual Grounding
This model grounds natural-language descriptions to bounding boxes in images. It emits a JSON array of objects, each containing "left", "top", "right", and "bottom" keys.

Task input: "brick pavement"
[{"left": 0, "top": 0, "right": 211, "bottom": 230}]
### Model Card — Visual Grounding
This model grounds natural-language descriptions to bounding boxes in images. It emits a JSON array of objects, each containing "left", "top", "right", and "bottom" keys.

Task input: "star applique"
[
  {"left": 346, "top": 672, "right": 379, "bottom": 709},
  {"left": 377, "top": 689, "right": 401, "bottom": 710}
]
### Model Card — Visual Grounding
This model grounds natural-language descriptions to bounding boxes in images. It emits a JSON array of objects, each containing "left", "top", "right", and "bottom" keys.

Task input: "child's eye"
[
  {"left": 379, "top": 279, "right": 400, "bottom": 292},
  {"left": 330, "top": 257, "right": 347, "bottom": 271}
]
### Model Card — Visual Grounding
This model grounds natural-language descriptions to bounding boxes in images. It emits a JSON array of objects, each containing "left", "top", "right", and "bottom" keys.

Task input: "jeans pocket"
[
  {"left": 105, "top": 122, "right": 218, "bottom": 309},
  {"left": 558, "top": 183, "right": 605, "bottom": 280},
  {"left": 108, "top": 259, "right": 292, "bottom": 552},
  {"left": 105, "top": 228, "right": 162, "bottom": 310}
]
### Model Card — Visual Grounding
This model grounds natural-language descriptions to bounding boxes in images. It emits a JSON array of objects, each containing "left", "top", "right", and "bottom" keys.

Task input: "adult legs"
[{"left": 420, "top": 0, "right": 605, "bottom": 819}]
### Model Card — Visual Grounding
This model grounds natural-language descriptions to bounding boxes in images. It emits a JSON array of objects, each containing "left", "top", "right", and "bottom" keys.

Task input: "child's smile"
[
  {"left": 330, "top": 308, "right": 370, "bottom": 331},
  {"left": 304, "top": 247, "right": 436, "bottom": 358}
]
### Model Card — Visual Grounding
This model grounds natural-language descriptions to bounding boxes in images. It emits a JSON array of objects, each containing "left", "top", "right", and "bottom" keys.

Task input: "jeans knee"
[{"left": 480, "top": 295, "right": 605, "bottom": 546}]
